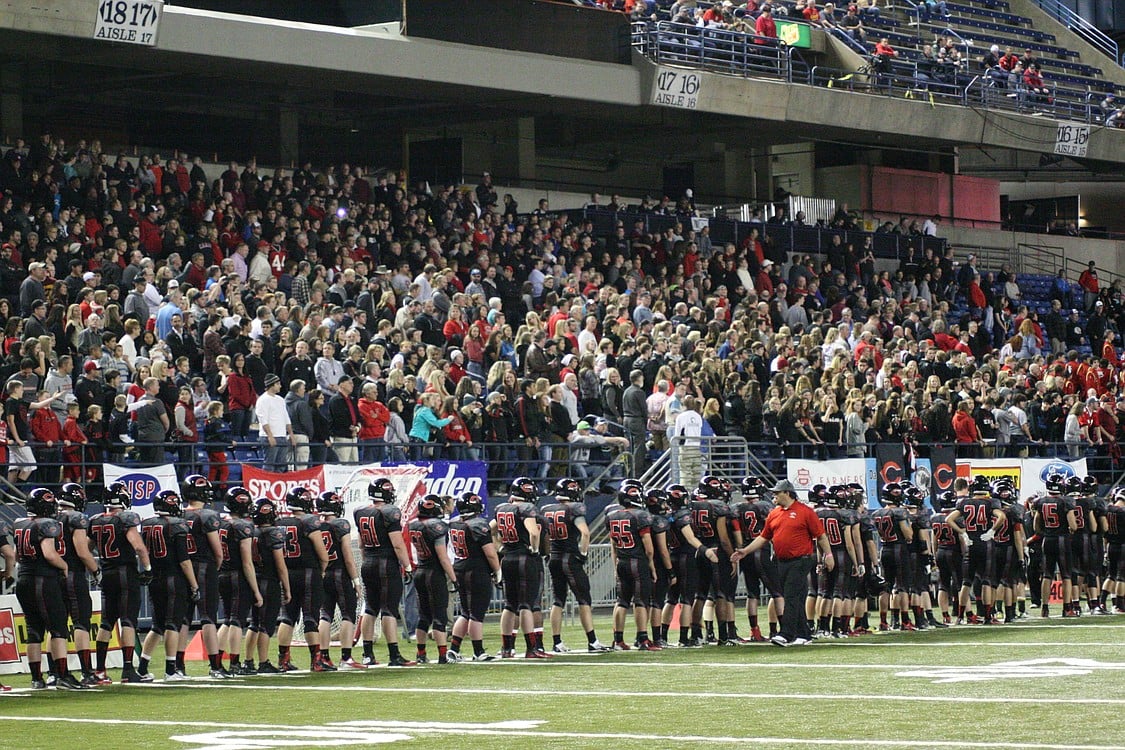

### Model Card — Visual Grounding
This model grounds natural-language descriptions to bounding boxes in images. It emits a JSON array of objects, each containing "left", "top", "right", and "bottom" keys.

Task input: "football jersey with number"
[
  {"left": 816, "top": 507, "right": 851, "bottom": 551},
  {"left": 668, "top": 507, "right": 694, "bottom": 556},
  {"left": 184, "top": 507, "right": 223, "bottom": 563},
  {"left": 1105, "top": 504, "right": 1125, "bottom": 544},
  {"left": 275, "top": 513, "right": 322, "bottom": 569},
  {"left": 956, "top": 496, "right": 999, "bottom": 541},
  {"left": 252, "top": 525, "right": 287, "bottom": 579},
  {"left": 492, "top": 501, "right": 537, "bottom": 556},
  {"left": 220, "top": 517, "right": 255, "bottom": 574},
  {"left": 871, "top": 506, "right": 909, "bottom": 546},
  {"left": 448, "top": 516, "right": 492, "bottom": 570},
  {"left": 408, "top": 517, "right": 448, "bottom": 570},
  {"left": 13, "top": 517, "right": 63, "bottom": 577},
  {"left": 58, "top": 509, "right": 90, "bottom": 569},
  {"left": 89, "top": 510, "right": 141, "bottom": 569},
  {"left": 606, "top": 507, "right": 652, "bottom": 560},
  {"left": 540, "top": 501, "right": 586, "bottom": 557},
  {"left": 140, "top": 516, "right": 191, "bottom": 572},
  {"left": 689, "top": 499, "right": 722, "bottom": 549},
  {"left": 1033, "top": 496, "right": 1072, "bottom": 537},
  {"left": 353, "top": 504, "right": 402, "bottom": 560},
  {"left": 320, "top": 517, "right": 352, "bottom": 571},
  {"left": 991, "top": 505, "right": 1022, "bottom": 548},
  {"left": 930, "top": 512, "right": 959, "bottom": 549}
]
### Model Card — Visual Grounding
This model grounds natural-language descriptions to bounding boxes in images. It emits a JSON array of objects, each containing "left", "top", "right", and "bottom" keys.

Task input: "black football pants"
[{"left": 777, "top": 554, "right": 816, "bottom": 642}]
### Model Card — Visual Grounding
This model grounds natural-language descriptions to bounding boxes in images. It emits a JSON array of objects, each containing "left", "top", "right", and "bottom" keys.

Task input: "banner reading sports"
[{"left": 102, "top": 462, "right": 180, "bottom": 519}]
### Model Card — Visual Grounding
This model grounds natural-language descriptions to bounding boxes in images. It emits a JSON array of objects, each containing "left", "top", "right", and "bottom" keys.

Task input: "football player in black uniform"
[
  {"left": 731, "top": 477, "right": 782, "bottom": 641},
  {"left": 931, "top": 490, "right": 965, "bottom": 625},
  {"left": 1105, "top": 487, "right": 1125, "bottom": 613},
  {"left": 407, "top": 494, "right": 456, "bottom": 664},
  {"left": 180, "top": 475, "right": 227, "bottom": 678},
  {"left": 57, "top": 483, "right": 100, "bottom": 684},
  {"left": 492, "top": 479, "right": 544, "bottom": 658},
  {"left": 904, "top": 483, "right": 944, "bottom": 629},
  {"left": 1068, "top": 475, "right": 1100, "bottom": 616},
  {"left": 245, "top": 497, "right": 290, "bottom": 674},
  {"left": 989, "top": 479, "right": 1026, "bottom": 623},
  {"left": 644, "top": 487, "right": 676, "bottom": 647},
  {"left": 662, "top": 483, "right": 707, "bottom": 647},
  {"left": 1031, "top": 473, "right": 1079, "bottom": 617},
  {"left": 355, "top": 478, "right": 416, "bottom": 667},
  {"left": 447, "top": 491, "right": 501, "bottom": 662},
  {"left": 276, "top": 486, "right": 332, "bottom": 671},
  {"left": 541, "top": 478, "right": 607, "bottom": 653},
  {"left": 316, "top": 490, "right": 361, "bottom": 669},
  {"left": 137, "top": 489, "right": 199, "bottom": 681},
  {"left": 15, "top": 488, "right": 87, "bottom": 690},
  {"left": 607, "top": 483, "right": 660, "bottom": 651},
  {"left": 946, "top": 475, "right": 1004, "bottom": 624},
  {"left": 217, "top": 487, "right": 262, "bottom": 676},
  {"left": 872, "top": 483, "right": 914, "bottom": 630},
  {"left": 850, "top": 484, "right": 879, "bottom": 634},
  {"left": 814, "top": 485, "right": 857, "bottom": 638},
  {"left": 689, "top": 478, "right": 735, "bottom": 644},
  {"left": 89, "top": 482, "right": 150, "bottom": 684}
]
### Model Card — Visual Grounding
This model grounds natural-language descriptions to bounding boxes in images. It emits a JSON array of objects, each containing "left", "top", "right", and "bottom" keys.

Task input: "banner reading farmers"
[
  {"left": 102, "top": 462, "right": 180, "bottom": 519},
  {"left": 786, "top": 458, "right": 867, "bottom": 495}
]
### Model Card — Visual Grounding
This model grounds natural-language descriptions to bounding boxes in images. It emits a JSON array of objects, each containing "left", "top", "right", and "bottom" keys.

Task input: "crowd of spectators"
[{"left": 0, "top": 131, "right": 1121, "bottom": 499}]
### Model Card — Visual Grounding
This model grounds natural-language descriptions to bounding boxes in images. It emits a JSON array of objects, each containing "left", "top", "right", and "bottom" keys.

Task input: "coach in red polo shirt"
[{"left": 732, "top": 479, "right": 833, "bottom": 646}]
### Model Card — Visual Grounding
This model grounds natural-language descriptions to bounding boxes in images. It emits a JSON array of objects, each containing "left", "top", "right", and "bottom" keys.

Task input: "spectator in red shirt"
[
  {"left": 952, "top": 400, "right": 981, "bottom": 457},
  {"left": 731, "top": 479, "right": 832, "bottom": 646},
  {"left": 1023, "top": 63, "right": 1050, "bottom": 104},
  {"left": 1078, "top": 261, "right": 1099, "bottom": 311},
  {"left": 755, "top": 6, "right": 777, "bottom": 42}
]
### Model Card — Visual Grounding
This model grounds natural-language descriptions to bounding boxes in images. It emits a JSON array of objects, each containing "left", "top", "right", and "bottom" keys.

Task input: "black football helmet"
[
  {"left": 618, "top": 482, "right": 644, "bottom": 508},
  {"left": 740, "top": 476, "right": 766, "bottom": 500},
  {"left": 554, "top": 478, "right": 582, "bottom": 503},
  {"left": 181, "top": 474, "right": 214, "bottom": 505},
  {"left": 1044, "top": 472, "right": 1066, "bottom": 495},
  {"left": 1082, "top": 475, "right": 1098, "bottom": 495},
  {"left": 1112, "top": 486, "right": 1125, "bottom": 504},
  {"left": 456, "top": 491, "right": 484, "bottom": 518},
  {"left": 509, "top": 476, "right": 538, "bottom": 502},
  {"left": 104, "top": 481, "right": 132, "bottom": 509},
  {"left": 58, "top": 482, "right": 87, "bottom": 511},
  {"left": 368, "top": 477, "right": 396, "bottom": 504},
  {"left": 824, "top": 485, "right": 843, "bottom": 508},
  {"left": 252, "top": 498, "right": 278, "bottom": 526},
  {"left": 665, "top": 483, "right": 690, "bottom": 510},
  {"left": 694, "top": 480, "right": 724, "bottom": 502},
  {"left": 881, "top": 482, "right": 904, "bottom": 506},
  {"left": 316, "top": 490, "right": 344, "bottom": 517},
  {"left": 416, "top": 494, "right": 444, "bottom": 519},
  {"left": 937, "top": 490, "right": 958, "bottom": 510},
  {"left": 153, "top": 489, "right": 183, "bottom": 517},
  {"left": 991, "top": 479, "right": 1015, "bottom": 504},
  {"left": 809, "top": 484, "right": 829, "bottom": 506},
  {"left": 969, "top": 475, "right": 992, "bottom": 495},
  {"left": 644, "top": 487, "right": 668, "bottom": 514},
  {"left": 1064, "top": 475, "right": 1084, "bottom": 496},
  {"left": 846, "top": 483, "right": 866, "bottom": 509},
  {"left": 224, "top": 486, "right": 253, "bottom": 517},
  {"left": 286, "top": 486, "right": 314, "bottom": 512},
  {"left": 903, "top": 483, "right": 925, "bottom": 507},
  {"left": 26, "top": 488, "right": 58, "bottom": 518},
  {"left": 699, "top": 475, "right": 727, "bottom": 500}
]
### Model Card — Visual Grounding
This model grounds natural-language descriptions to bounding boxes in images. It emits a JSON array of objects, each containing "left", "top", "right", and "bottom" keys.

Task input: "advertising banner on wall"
[
  {"left": 102, "top": 463, "right": 181, "bottom": 519},
  {"left": 0, "top": 592, "right": 122, "bottom": 675}
]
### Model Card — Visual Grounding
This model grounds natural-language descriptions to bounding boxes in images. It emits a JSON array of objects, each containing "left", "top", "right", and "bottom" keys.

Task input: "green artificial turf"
[{"left": 2, "top": 615, "right": 1123, "bottom": 750}]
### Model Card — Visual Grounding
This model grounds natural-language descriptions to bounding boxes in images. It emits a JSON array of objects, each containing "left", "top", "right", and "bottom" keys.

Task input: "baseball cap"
[
  {"left": 576, "top": 420, "right": 591, "bottom": 431},
  {"left": 83, "top": 361, "right": 101, "bottom": 373},
  {"left": 82, "top": 271, "right": 95, "bottom": 282},
  {"left": 769, "top": 479, "right": 797, "bottom": 493}
]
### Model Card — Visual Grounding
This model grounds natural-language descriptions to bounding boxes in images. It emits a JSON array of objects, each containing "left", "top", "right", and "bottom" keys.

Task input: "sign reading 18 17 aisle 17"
[
  {"left": 94, "top": 0, "right": 163, "bottom": 47},
  {"left": 651, "top": 68, "right": 702, "bottom": 110}
]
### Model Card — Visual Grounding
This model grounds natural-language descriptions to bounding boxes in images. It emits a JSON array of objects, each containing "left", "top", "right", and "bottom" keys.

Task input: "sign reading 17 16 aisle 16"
[
  {"left": 651, "top": 67, "right": 702, "bottom": 110},
  {"left": 94, "top": 0, "right": 164, "bottom": 47}
]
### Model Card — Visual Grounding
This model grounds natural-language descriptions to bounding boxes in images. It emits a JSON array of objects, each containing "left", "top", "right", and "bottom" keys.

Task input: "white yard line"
[
  {"left": 1, "top": 715, "right": 1124, "bottom": 750},
  {"left": 112, "top": 682, "right": 1125, "bottom": 705}
]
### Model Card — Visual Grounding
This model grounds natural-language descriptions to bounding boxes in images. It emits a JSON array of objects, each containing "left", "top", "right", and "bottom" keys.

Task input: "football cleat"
[
  {"left": 56, "top": 674, "right": 90, "bottom": 690},
  {"left": 552, "top": 642, "right": 573, "bottom": 653},
  {"left": 134, "top": 671, "right": 155, "bottom": 683},
  {"left": 749, "top": 627, "right": 767, "bottom": 642},
  {"left": 92, "top": 671, "right": 112, "bottom": 686},
  {"left": 80, "top": 672, "right": 100, "bottom": 687},
  {"left": 636, "top": 640, "right": 662, "bottom": 651},
  {"left": 612, "top": 641, "right": 631, "bottom": 651},
  {"left": 414, "top": 654, "right": 429, "bottom": 665},
  {"left": 339, "top": 658, "right": 365, "bottom": 670},
  {"left": 523, "top": 651, "right": 549, "bottom": 659},
  {"left": 164, "top": 671, "right": 189, "bottom": 682},
  {"left": 588, "top": 640, "right": 611, "bottom": 652},
  {"left": 444, "top": 651, "right": 464, "bottom": 663},
  {"left": 257, "top": 661, "right": 280, "bottom": 674},
  {"left": 311, "top": 657, "right": 338, "bottom": 672},
  {"left": 472, "top": 652, "right": 496, "bottom": 662},
  {"left": 498, "top": 649, "right": 515, "bottom": 659},
  {"left": 208, "top": 668, "right": 231, "bottom": 679},
  {"left": 362, "top": 655, "right": 380, "bottom": 667},
  {"left": 387, "top": 656, "right": 417, "bottom": 667},
  {"left": 790, "top": 637, "right": 811, "bottom": 646},
  {"left": 770, "top": 635, "right": 790, "bottom": 647},
  {"left": 30, "top": 679, "right": 48, "bottom": 690},
  {"left": 901, "top": 622, "right": 917, "bottom": 632},
  {"left": 0, "top": 681, "right": 9, "bottom": 692},
  {"left": 318, "top": 654, "right": 338, "bottom": 670},
  {"left": 278, "top": 656, "right": 298, "bottom": 672}
]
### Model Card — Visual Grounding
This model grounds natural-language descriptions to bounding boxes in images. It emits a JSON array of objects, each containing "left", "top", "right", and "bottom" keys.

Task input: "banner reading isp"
[{"left": 102, "top": 462, "right": 180, "bottom": 519}]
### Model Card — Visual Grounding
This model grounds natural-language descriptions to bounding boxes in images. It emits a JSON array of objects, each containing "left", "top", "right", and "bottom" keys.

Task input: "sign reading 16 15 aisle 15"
[
  {"left": 651, "top": 68, "right": 702, "bottom": 110},
  {"left": 1054, "top": 123, "right": 1089, "bottom": 158},
  {"left": 94, "top": 0, "right": 164, "bottom": 47}
]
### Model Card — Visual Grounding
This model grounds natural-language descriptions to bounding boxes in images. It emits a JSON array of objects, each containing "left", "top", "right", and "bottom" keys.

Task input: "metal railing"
[
  {"left": 1032, "top": 0, "right": 1119, "bottom": 66},
  {"left": 634, "top": 21, "right": 810, "bottom": 83},
  {"left": 631, "top": 18, "right": 1114, "bottom": 125}
]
